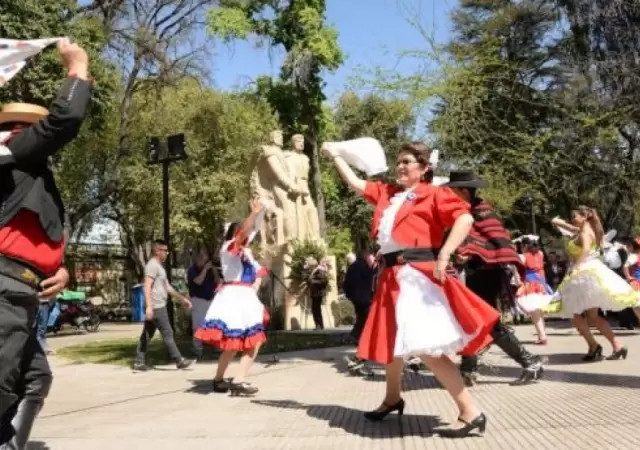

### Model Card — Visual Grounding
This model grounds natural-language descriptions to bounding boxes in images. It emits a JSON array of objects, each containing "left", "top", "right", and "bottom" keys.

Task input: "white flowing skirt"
[
  {"left": 545, "top": 258, "right": 640, "bottom": 317},
  {"left": 393, "top": 266, "right": 475, "bottom": 358},
  {"left": 196, "top": 284, "right": 266, "bottom": 350}
]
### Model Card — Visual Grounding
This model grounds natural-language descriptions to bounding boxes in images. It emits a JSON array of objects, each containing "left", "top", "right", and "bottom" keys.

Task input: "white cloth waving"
[
  {"left": 0, "top": 38, "right": 62, "bottom": 86},
  {"left": 325, "top": 137, "right": 389, "bottom": 176}
]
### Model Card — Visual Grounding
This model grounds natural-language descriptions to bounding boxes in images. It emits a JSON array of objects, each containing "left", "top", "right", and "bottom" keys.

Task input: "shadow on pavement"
[
  {"left": 250, "top": 399, "right": 459, "bottom": 438},
  {"left": 27, "top": 442, "right": 50, "bottom": 450}
]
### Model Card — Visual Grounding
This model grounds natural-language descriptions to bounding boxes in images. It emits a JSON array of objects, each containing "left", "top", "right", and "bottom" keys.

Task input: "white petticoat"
[
  {"left": 393, "top": 265, "right": 475, "bottom": 358},
  {"left": 516, "top": 293, "right": 554, "bottom": 313},
  {"left": 550, "top": 257, "right": 640, "bottom": 317},
  {"left": 201, "top": 284, "right": 265, "bottom": 334}
]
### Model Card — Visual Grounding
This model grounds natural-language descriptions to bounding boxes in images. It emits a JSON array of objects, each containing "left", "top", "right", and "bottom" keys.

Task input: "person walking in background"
[
  {"left": 34, "top": 302, "right": 54, "bottom": 356},
  {"left": 544, "top": 251, "right": 567, "bottom": 291},
  {"left": 343, "top": 249, "right": 376, "bottom": 376},
  {"left": 133, "top": 240, "right": 194, "bottom": 372},
  {"left": 187, "top": 249, "right": 218, "bottom": 360},
  {"left": 309, "top": 258, "right": 329, "bottom": 330}
]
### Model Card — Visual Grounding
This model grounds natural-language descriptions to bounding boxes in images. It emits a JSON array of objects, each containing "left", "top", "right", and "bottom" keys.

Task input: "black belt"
[
  {"left": 379, "top": 248, "right": 440, "bottom": 267},
  {"left": 0, "top": 254, "right": 45, "bottom": 291}
]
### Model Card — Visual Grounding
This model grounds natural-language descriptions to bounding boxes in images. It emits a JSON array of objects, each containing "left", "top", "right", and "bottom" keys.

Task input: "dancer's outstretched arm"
[
  {"left": 237, "top": 199, "right": 265, "bottom": 243},
  {"left": 321, "top": 143, "right": 366, "bottom": 195},
  {"left": 551, "top": 216, "right": 580, "bottom": 234}
]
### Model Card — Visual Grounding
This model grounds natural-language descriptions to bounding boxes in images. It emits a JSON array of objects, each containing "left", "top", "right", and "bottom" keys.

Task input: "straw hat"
[{"left": 0, "top": 103, "right": 48, "bottom": 125}]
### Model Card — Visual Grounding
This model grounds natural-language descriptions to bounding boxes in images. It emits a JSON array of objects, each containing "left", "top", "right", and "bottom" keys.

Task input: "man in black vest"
[
  {"left": 445, "top": 171, "right": 544, "bottom": 386},
  {"left": 0, "top": 38, "right": 92, "bottom": 450}
]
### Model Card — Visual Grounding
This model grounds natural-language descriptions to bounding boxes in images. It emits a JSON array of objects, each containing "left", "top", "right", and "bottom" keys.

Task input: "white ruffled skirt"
[
  {"left": 393, "top": 266, "right": 475, "bottom": 358},
  {"left": 545, "top": 257, "right": 640, "bottom": 317}
]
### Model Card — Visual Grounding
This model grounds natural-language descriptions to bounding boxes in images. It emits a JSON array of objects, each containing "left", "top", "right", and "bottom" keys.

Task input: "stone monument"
[
  {"left": 284, "top": 134, "right": 321, "bottom": 241},
  {"left": 249, "top": 130, "right": 337, "bottom": 330}
]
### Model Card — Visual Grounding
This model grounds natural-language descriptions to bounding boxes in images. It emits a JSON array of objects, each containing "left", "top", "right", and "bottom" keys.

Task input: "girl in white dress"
[{"left": 195, "top": 200, "right": 268, "bottom": 395}]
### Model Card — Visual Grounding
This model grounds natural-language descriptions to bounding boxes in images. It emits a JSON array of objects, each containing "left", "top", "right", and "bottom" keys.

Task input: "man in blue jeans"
[{"left": 34, "top": 302, "right": 53, "bottom": 355}]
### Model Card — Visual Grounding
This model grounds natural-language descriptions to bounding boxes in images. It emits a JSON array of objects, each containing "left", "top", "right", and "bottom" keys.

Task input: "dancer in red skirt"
[
  {"left": 195, "top": 200, "right": 268, "bottom": 396},
  {"left": 322, "top": 141, "right": 500, "bottom": 438}
]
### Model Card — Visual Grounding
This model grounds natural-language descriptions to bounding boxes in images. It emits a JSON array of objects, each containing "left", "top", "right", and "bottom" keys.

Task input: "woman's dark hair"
[
  {"left": 224, "top": 222, "right": 240, "bottom": 241},
  {"left": 515, "top": 242, "right": 523, "bottom": 254},
  {"left": 397, "top": 141, "right": 433, "bottom": 182}
]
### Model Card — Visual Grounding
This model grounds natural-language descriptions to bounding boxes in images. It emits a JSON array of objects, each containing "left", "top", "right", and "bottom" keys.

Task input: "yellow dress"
[{"left": 545, "top": 240, "right": 640, "bottom": 316}]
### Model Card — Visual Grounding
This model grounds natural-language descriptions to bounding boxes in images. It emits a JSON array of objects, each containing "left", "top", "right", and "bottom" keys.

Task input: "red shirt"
[
  {"left": 0, "top": 209, "right": 65, "bottom": 276},
  {"left": 524, "top": 251, "right": 545, "bottom": 279}
]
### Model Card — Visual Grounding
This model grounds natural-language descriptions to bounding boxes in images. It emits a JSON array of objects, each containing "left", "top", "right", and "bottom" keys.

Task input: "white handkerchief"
[
  {"left": 328, "top": 137, "right": 388, "bottom": 176},
  {"left": 432, "top": 176, "right": 449, "bottom": 186},
  {"left": 0, "top": 38, "right": 62, "bottom": 87}
]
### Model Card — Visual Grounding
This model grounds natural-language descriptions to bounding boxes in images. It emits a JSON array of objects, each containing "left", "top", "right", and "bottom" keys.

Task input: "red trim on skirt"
[
  {"left": 356, "top": 262, "right": 500, "bottom": 364},
  {"left": 516, "top": 281, "right": 547, "bottom": 297},
  {"left": 195, "top": 328, "right": 267, "bottom": 352}
]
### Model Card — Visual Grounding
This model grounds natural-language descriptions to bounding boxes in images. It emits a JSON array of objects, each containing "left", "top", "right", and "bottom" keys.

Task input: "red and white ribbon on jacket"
[{"left": 0, "top": 38, "right": 62, "bottom": 87}]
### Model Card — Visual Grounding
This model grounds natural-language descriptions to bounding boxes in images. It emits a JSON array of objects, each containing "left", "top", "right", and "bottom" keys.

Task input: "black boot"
[
  {"left": 459, "top": 355, "right": 480, "bottom": 387},
  {"left": 2, "top": 397, "right": 43, "bottom": 450},
  {"left": 491, "top": 322, "right": 543, "bottom": 385}
]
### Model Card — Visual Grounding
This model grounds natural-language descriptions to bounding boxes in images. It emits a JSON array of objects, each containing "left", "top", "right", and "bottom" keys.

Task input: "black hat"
[{"left": 444, "top": 171, "right": 488, "bottom": 188}]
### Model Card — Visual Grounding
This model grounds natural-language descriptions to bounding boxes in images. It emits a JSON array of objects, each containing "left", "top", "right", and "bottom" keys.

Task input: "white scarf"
[{"left": 0, "top": 38, "right": 62, "bottom": 86}]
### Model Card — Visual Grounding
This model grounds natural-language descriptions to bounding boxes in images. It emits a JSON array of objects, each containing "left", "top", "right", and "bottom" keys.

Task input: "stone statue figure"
[
  {"left": 284, "top": 134, "right": 321, "bottom": 240},
  {"left": 249, "top": 130, "right": 300, "bottom": 248}
]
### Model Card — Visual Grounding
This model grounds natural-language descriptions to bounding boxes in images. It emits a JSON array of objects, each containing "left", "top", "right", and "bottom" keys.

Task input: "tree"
[
  {"left": 107, "top": 80, "right": 278, "bottom": 277},
  {"left": 207, "top": 0, "right": 344, "bottom": 236},
  {"left": 62, "top": 0, "right": 217, "bottom": 238}
]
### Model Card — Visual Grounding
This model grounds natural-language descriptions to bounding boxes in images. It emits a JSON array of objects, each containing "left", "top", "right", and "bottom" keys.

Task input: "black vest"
[{"left": 0, "top": 163, "right": 65, "bottom": 241}]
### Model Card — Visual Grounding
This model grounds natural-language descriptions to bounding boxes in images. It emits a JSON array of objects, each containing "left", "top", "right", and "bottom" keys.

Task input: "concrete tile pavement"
[{"left": 30, "top": 322, "right": 640, "bottom": 450}]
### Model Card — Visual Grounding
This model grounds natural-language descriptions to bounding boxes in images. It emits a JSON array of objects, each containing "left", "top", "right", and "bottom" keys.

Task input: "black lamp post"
[
  {"left": 148, "top": 134, "right": 187, "bottom": 329},
  {"left": 525, "top": 193, "right": 537, "bottom": 235}
]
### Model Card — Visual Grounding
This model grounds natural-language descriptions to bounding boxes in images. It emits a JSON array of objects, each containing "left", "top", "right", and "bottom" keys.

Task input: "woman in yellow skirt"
[{"left": 547, "top": 206, "right": 640, "bottom": 361}]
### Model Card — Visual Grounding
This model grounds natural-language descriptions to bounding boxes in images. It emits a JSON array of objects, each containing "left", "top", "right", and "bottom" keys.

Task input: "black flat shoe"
[
  {"left": 606, "top": 346, "right": 628, "bottom": 360},
  {"left": 363, "top": 398, "right": 405, "bottom": 422},
  {"left": 582, "top": 344, "right": 603, "bottom": 362},
  {"left": 438, "top": 413, "right": 487, "bottom": 438}
]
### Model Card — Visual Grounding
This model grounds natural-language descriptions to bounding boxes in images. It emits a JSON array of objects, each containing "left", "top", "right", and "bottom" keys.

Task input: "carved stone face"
[
  {"left": 291, "top": 134, "right": 304, "bottom": 152},
  {"left": 270, "top": 130, "right": 283, "bottom": 147}
]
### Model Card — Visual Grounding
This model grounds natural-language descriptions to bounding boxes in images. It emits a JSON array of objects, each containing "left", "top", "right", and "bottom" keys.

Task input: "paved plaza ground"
[{"left": 30, "top": 322, "right": 640, "bottom": 450}]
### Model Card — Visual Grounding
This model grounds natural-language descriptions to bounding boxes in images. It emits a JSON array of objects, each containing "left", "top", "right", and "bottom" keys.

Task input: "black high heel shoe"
[
  {"left": 363, "top": 398, "right": 405, "bottom": 422},
  {"left": 606, "top": 346, "right": 628, "bottom": 360},
  {"left": 438, "top": 413, "right": 487, "bottom": 438},
  {"left": 582, "top": 344, "right": 603, "bottom": 362}
]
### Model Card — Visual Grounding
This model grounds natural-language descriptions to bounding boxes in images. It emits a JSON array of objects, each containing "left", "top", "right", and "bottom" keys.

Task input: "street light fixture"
[
  {"left": 148, "top": 134, "right": 187, "bottom": 329},
  {"left": 524, "top": 193, "right": 537, "bottom": 235}
]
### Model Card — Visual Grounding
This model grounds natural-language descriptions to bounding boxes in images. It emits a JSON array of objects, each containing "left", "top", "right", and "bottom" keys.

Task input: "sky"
[{"left": 210, "top": 0, "right": 456, "bottom": 101}]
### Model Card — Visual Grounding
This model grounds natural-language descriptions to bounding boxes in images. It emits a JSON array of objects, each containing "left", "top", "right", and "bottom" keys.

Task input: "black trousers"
[
  {"left": 465, "top": 266, "right": 505, "bottom": 309},
  {"left": 0, "top": 275, "right": 53, "bottom": 448},
  {"left": 311, "top": 295, "right": 324, "bottom": 329},
  {"left": 460, "top": 266, "right": 534, "bottom": 373},
  {"left": 135, "top": 306, "right": 183, "bottom": 364},
  {"left": 350, "top": 301, "right": 370, "bottom": 342}
]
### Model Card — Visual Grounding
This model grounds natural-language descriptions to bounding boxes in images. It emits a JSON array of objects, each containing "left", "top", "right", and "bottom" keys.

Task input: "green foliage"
[
  {"left": 361, "top": 0, "right": 640, "bottom": 237},
  {"left": 118, "top": 80, "right": 279, "bottom": 252}
]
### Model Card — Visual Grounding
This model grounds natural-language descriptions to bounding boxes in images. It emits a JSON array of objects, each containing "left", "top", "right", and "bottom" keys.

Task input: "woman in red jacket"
[{"left": 322, "top": 141, "right": 499, "bottom": 438}]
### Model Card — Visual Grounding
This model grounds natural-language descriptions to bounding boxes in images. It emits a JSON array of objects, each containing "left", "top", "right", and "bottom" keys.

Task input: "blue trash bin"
[{"left": 131, "top": 284, "right": 145, "bottom": 322}]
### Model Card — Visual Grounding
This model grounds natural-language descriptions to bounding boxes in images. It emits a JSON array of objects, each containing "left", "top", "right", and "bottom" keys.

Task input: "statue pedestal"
[{"left": 261, "top": 250, "right": 338, "bottom": 331}]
